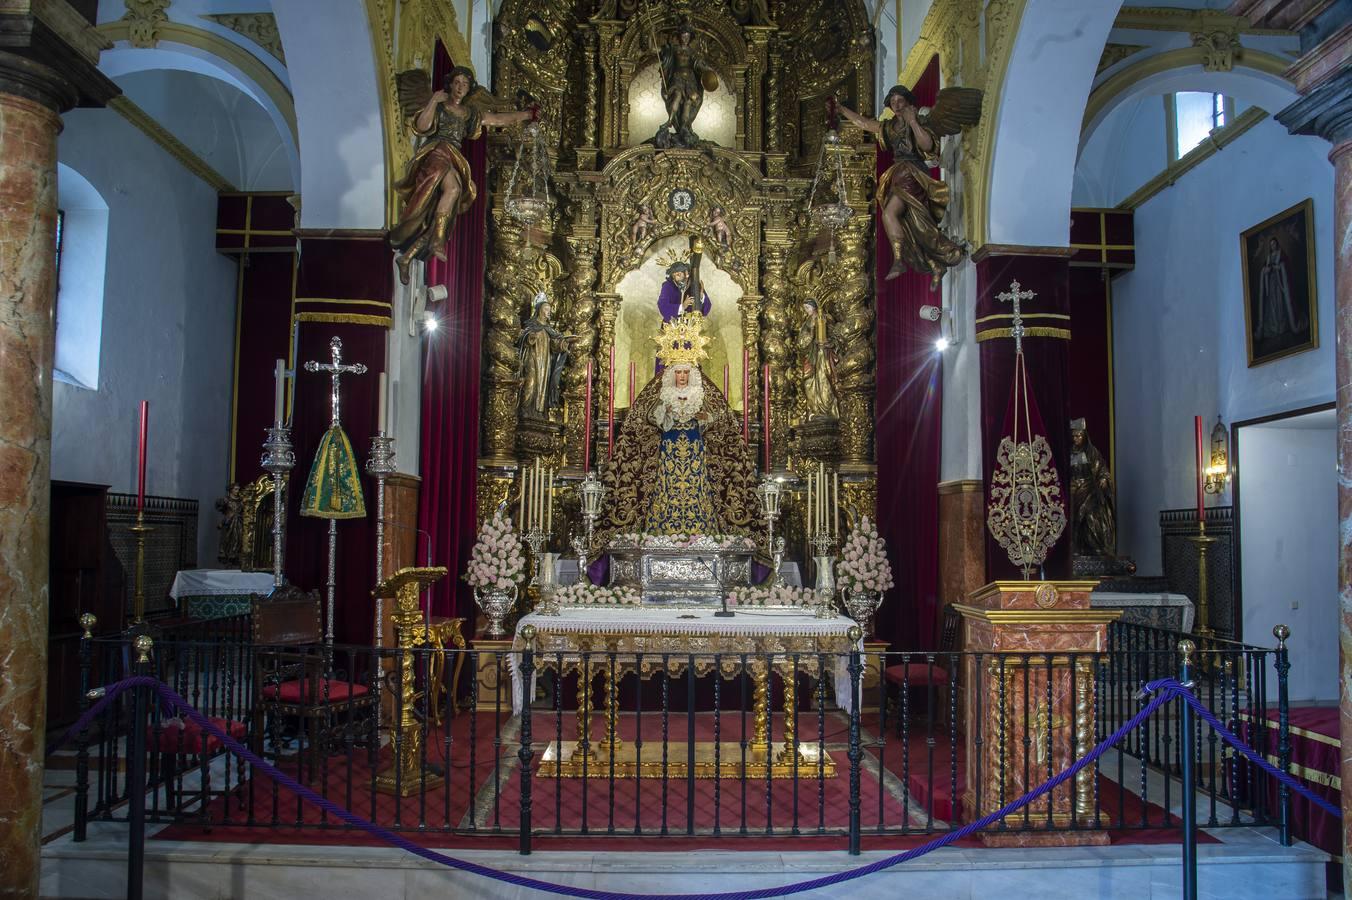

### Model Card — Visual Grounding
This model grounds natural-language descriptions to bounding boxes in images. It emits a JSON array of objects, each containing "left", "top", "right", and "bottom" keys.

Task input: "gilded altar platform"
[{"left": 537, "top": 740, "right": 837, "bottom": 779}]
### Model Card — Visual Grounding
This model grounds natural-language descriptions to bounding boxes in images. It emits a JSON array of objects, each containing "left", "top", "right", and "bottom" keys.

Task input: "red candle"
[
  {"left": 583, "top": 360, "right": 593, "bottom": 472},
  {"left": 136, "top": 400, "right": 149, "bottom": 512},
  {"left": 628, "top": 360, "right": 636, "bottom": 406},
  {"left": 608, "top": 345, "right": 616, "bottom": 461},
  {"left": 762, "top": 363, "right": 771, "bottom": 471},
  {"left": 742, "top": 348, "right": 750, "bottom": 442},
  {"left": 1194, "top": 414, "right": 1205, "bottom": 525},
  {"left": 723, "top": 363, "right": 729, "bottom": 399}
]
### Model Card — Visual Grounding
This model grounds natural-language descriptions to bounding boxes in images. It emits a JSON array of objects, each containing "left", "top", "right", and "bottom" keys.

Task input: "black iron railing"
[{"left": 70, "top": 622, "right": 1292, "bottom": 855}]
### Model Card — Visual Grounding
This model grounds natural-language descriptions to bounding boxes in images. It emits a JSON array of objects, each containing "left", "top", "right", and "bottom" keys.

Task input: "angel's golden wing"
[
  {"left": 394, "top": 69, "right": 432, "bottom": 120},
  {"left": 921, "top": 87, "right": 983, "bottom": 137}
]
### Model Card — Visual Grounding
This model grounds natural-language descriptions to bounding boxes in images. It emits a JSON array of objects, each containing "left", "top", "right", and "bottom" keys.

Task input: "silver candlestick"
[
  {"left": 523, "top": 526, "right": 546, "bottom": 588},
  {"left": 573, "top": 471, "right": 606, "bottom": 579},
  {"left": 365, "top": 433, "right": 395, "bottom": 646},
  {"left": 756, "top": 476, "right": 783, "bottom": 586},
  {"left": 261, "top": 425, "right": 295, "bottom": 588}
]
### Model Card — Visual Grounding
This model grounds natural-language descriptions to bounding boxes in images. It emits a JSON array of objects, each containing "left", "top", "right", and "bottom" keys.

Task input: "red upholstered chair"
[
  {"left": 251, "top": 588, "right": 375, "bottom": 781},
  {"left": 149, "top": 716, "right": 248, "bottom": 823},
  {"left": 884, "top": 605, "right": 961, "bottom": 732}
]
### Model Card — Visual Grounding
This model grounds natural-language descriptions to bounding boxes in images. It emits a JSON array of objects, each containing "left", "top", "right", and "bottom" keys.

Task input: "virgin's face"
[
  {"left": 450, "top": 74, "right": 471, "bottom": 102},
  {"left": 674, "top": 370, "right": 690, "bottom": 388}
]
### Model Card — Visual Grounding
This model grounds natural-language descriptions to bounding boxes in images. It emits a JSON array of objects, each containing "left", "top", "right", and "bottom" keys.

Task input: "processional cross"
[
  {"left": 305, "top": 337, "right": 368, "bottom": 425},
  {"left": 995, "top": 279, "right": 1036, "bottom": 354}
]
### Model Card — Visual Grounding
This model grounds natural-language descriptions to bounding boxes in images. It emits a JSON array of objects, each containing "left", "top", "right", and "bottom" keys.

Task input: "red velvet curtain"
[
  {"left": 874, "top": 56, "right": 943, "bottom": 650},
  {"left": 418, "top": 41, "right": 487, "bottom": 622}
]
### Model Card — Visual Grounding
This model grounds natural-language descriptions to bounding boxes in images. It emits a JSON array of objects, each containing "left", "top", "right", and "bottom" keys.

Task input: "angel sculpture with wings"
[
  {"left": 839, "top": 85, "right": 981, "bottom": 290},
  {"left": 388, "top": 66, "right": 536, "bottom": 285}
]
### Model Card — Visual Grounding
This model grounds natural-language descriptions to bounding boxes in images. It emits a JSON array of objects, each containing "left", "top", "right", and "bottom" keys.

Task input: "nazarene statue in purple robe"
[{"left": 657, "top": 260, "right": 711, "bottom": 322}]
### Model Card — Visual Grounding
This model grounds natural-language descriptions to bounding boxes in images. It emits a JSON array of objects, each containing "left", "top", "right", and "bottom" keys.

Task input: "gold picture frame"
[{"left": 1241, "top": 198, "right": 1318, "bottom": 367}]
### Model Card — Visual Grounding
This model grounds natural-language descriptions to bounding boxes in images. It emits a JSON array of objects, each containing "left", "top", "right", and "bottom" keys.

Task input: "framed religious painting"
[{"left": 1240, "top": 198, "right": 1318, "bottom": 367}]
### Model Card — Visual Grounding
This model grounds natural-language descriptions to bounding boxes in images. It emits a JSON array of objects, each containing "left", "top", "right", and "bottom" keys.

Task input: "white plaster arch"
[
  {"left": 1080, "top": 57, "right": 1298, "bottom": 152},
  {"left": 99, "top": 43, "right": 301, "bottom": 189},
  {"left": 55, "top": 163, "right": 110, "bottom": 390},
  {"left": 272, "top": 0, "right": 386, "bottom": 230},
  {"left": 986, "top": 0, "right": 1122, "bottom": 247}
]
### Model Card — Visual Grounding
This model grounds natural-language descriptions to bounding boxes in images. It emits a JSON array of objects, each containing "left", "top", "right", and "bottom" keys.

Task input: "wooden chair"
[
  {"left": 251, "top": 587, "right": 375, "bottom": 781},
  {"left": 884, "top": 604, "right": 962, "bottom": 732}
]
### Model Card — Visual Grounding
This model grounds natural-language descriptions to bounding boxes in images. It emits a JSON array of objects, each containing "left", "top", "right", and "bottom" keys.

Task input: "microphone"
[{"left": 695, "top": 555, "right": 734, "bottom": 618}]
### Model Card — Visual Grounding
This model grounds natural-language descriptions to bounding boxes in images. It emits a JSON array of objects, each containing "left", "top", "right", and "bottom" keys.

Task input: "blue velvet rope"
[{"left": 51, "top": 675, "right": 1338, "bottom": 900}]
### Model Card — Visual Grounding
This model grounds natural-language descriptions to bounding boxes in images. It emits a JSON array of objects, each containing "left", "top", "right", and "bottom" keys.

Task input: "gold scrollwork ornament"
[{"left": 986, "top": 434, "right": 1067, "bottom": 579}]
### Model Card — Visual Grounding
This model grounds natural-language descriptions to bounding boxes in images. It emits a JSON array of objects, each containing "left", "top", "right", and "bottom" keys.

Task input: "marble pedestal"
[{"left": 956, "top": 581, "right": 1120, "bottom": 845}]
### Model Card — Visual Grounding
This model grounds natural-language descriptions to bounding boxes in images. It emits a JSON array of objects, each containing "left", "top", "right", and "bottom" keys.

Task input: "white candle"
[
  {"left": 833, "top": 471, "right": 840, "bottom": 537},
  {"left": 377, "top": 372, "right": 387, "bottom": 434},
  {"left": 519, "top": 466, "right": 527, "bottom": 528},
  {"left": 806, "top": 472, "right": 813, "bottom": 537},
  {"left": 546, "top": 470, "right": 553, "bottom": 534},
  {"left": 818, "top": 463, "right": 825, "bottom": 534},
  {"left": 273, "top": 359, "right": 285, "bottom": 426},
  {"left": 534, "top": 458, "right": 543, "bottom": 530}
]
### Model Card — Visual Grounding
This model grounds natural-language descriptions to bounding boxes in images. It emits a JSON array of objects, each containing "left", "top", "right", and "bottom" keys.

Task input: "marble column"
[{"left": 0, "top": 51, "right": 77, "bottom": 900}]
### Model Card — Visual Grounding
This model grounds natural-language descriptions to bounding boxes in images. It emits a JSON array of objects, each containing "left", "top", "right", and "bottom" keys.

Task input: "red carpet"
[{"left": 152, "top": 711, "right": 1218, "bottom": 848}]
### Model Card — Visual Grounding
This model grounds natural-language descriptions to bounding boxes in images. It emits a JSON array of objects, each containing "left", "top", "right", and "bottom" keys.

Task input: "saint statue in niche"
[
  {"left": 658, "top": 260, "right": 711, "bottom": 322},
  {"left": 653, "top": 18, "right": 719, "bottom": 149},
  {"left": 837, "top": 85, "right": 982, "bottom": 290},
  {"left": 517, "top": 294, "right": 574, "bottom": 420},
  {"left": 389, "top": 66, "right": 537, "bottom": 285},
  {"left": 796, "top": 298, "right": 839, "bottom": 420},
  {"left": 1068, "top": 417, "right": 1117, "bottom": 559}
]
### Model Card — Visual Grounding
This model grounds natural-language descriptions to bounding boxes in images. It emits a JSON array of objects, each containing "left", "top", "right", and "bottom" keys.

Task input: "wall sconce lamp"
[{"left": 1203, "top": 416, "right": 1230, "bottom": 494}]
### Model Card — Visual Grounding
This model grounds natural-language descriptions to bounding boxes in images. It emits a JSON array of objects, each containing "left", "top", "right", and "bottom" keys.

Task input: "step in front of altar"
[{"left": 537, "top": 740, "right": 836, "bottom": 779}]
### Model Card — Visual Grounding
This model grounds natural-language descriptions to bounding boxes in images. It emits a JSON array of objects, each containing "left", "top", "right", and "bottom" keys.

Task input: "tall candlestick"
[
  {"left": 762, "top": 363, "right": 771, "bottom": 471},
  {"left": 377, "top": 372, "right": 388, "bottom": 434},
  {"left": 608, "top": 344, "right": 616, "bottom": 460},
  {"left": 136, "top": 400, "right": 149, "bottom": 511},
  {"left": 546, "top": 469, "right": 554, "bottom": 535},
  {"left": 833, "top": 471, "right": 839, "bottom": 537},
  {"left": 534, "top": 458, "right": 542, "bottom": 530},
  {"left": 742, "top": 348, "right": 750, "bottom": 441},
  {"left": 273, "top": 359, "right": 285, "bottom": 427},
  {"left": 583, "top": 360, "right": 594, "bottom": 472},
  {"left": 818, "top": 462, "right": 825, "bottom": 534},
  {"left": 628, "top": 360, "right": 636, "bottom": 406},
  {"left": 806, "top": 471, "right": 813, "bottom": 535},
  {"left": 1194, "top": 415, "right": 1205, "bottom": 525}
]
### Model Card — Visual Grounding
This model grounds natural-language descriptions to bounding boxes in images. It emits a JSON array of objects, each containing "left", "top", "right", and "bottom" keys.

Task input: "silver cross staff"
[
  {"left": 996, "top": 279, "right": 1037, "bottom": 355},
  {"left": 305, "top": 336, "right": 368, "bottom": 426}
]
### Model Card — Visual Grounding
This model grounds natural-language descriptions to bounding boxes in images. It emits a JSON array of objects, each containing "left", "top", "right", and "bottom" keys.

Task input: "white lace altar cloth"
[{"left": 509, "top": 608, "right": 862, "bottom": 715}]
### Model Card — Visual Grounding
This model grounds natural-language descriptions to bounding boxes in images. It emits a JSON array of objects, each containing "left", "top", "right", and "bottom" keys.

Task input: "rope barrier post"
[
  {"left": 1272, "top": 624, "right": 1292, "bottom": 847},
  {"left": 127, "top": 635, "right": 153, "bottom": 900},
  {"left": 846, "top": 626, "right": 863, "bottom": 856},
  {"left": 518, "top": 625, "right": 536, "bottom": 856},
  {"left": 74, "top": 613, "right": 96, "bottom": 843},
  {"left": 1178, "top": 640, "right": 1198, "bottom": 900}
]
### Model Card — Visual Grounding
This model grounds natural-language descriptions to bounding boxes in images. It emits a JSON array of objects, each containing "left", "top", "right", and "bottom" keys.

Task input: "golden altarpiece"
[{"left": 475, "top": 0, "right": 881, "bottom": 549}]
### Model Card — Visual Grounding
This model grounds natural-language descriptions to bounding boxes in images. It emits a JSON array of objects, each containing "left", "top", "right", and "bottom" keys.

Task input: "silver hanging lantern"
[
  {"left": 806, "top": 118, "right": 855, "bottom": 265},
  {"left": 503, "top": 121, "right": 553, "bottom": 257}
]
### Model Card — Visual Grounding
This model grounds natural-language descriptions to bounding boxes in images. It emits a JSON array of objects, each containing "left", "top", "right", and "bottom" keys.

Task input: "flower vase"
[
  {"left": 476, "top": 585, "right": 518, "bottom": 638},
  {"left": 843, "top": 587, "right": 883, "bottom": 636},
  {"left": 813, "top": 555, "right": 837, "bottom": 619},
  {"left": 537, "top": 552, "right": 561, "bottom": 616}
]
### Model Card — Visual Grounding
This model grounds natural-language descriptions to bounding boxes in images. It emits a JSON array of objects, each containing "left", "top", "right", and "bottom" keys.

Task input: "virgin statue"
[
  {"left": 389, "top": 66, "right": 535, "bottom": 285},
  {"left": 796, "top": 298, "right": 839, "bottom": 419},
  {"left": 838, "top": 86, "right": 981, "bottom": 290},
  {"left": 600, "top": 313, "right": 758, "bottom": 540},
  {"left": 654, "top": 19, "right": 719, "bottom": 149}
]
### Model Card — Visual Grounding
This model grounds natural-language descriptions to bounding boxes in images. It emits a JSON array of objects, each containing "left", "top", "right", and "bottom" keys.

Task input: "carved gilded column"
[
  {"left": 616, "top": 59, "right": 636, "bottom": 147},
  {"left": 745, "top": 26, "right": 772, "bottom": 153},
  {"left": 482, "top": 208, "right": 526, "bottom": 465},
  {"left": 765, "top": 42, "right": 782, "bottom": 154},
  {"left": 738, "top": 293, "right": 764, "bottom": 418},
  {"left": 595, "top": 293, "right": 622, "bottom": 450},
  {"left": 833, "top": 218, "right": 875, "bottom": 466},
  {"left": 760, "top": 243, "right": 793, "bottom": 470},
  {"left": 594, "top": 20, "right": 622, "bottom": 150},
  {"left": 732, "top": 63, "right": 749, "bottom": 150},
  {"left": 563, "top": 230, "right": 599, "bottom": 470}
]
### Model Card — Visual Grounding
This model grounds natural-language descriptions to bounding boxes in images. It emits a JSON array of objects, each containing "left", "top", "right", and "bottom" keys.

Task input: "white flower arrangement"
[
  {"left": 726, "top": 583, "right": 816, "bottom": 608},
  {"left": 464, "top": 510, "right": 526, "bottom": 592},
  {"left": 555, "top": 582, "right": 643, "bottom": 607},
  {"left": 836, "top": 516, "right": 895, "bottom": 595}
]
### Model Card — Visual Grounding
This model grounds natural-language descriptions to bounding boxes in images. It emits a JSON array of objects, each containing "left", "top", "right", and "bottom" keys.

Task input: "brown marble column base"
[{"left": 938, "top": 480, "right": 985, "bottom": 607}]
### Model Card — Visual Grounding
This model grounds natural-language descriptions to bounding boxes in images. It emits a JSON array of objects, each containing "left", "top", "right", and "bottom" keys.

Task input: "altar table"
[
  {"left": 509, "top": 608, "right": 862, "bottom": 778},
  {"left": 169, "top": 568, "right": 275, "bottom": 620}
]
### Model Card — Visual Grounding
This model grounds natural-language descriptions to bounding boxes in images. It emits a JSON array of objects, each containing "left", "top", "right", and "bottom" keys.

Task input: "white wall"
[
  {"left": 1238, "top": 420, "right": 1337, "bottom": 702},
  {"left": 54, "top": 107, "right": 237, "bottom": 565},
  {"left": 1072, "top": 95, "right": 1167, "bottom": 207},
  {"left": 1111, "top": 116, "right": 1334, "bottom": 576}
]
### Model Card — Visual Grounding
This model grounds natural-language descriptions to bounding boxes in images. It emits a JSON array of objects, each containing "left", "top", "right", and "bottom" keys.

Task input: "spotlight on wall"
[
  {"left": 410, "top": 283, "right": 449, "bottom": 336},
  {"left": 919, "top": 304, "right": 957, "bottom": 351},
  {"left": 422, "top": 313, "right": 440, "bottom": 333}
]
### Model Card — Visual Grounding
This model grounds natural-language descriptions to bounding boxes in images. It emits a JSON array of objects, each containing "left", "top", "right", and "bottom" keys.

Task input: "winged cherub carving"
[{"left": 838, "top": 86, "right": 982, "bottom": 291}]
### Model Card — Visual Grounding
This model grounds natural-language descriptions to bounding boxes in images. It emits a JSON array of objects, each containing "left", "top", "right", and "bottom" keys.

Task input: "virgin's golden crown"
[{"left": 653, "top": 312, "right": 710, "bottom": 366}]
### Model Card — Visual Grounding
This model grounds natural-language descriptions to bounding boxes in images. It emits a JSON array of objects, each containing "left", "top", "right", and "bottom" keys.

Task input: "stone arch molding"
[
  {"left": 985, "top": 0, "right": 1124, "bottom": 247},
  {"left": 1081, "top": 47, "right": 1298, "bottom": 150},
  {"left": 97, "top": 21, "right": 301, "bottom": 191}
]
